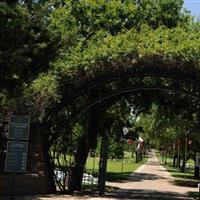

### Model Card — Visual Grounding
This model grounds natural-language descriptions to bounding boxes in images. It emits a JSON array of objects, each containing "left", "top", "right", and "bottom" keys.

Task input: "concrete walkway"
[
  {"left": 104, "top": 149, "right": 198, "bottom": 199},
  {"left": 1, "top": 150, "right": 198, "bottom": 200}
]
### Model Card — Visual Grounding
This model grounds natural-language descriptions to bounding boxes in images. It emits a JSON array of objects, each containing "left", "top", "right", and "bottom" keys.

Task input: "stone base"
[{"left": 0, "top": 174, "right": 52, "bottom": 196}]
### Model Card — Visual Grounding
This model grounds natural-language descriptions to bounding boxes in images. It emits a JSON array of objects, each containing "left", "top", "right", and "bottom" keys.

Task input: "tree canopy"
[
  {"left": 0, "top": 0, "right": 200, "bottom": 136},
  {"left": 1, "top": 0, "right": 200, "bottom": 191}
]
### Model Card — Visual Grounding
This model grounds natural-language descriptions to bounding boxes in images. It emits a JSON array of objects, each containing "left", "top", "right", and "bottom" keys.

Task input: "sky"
[{"left": 184, "top": 0, "right": 200, "bottom": 18}]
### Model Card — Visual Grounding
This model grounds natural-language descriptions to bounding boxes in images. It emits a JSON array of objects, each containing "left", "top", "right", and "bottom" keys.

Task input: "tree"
[
  {"left": 2, "top": 0, "right": 200, "bottom": 194},
  {"left": 0, "top": 2, "right": 55, "bottom": 95}
]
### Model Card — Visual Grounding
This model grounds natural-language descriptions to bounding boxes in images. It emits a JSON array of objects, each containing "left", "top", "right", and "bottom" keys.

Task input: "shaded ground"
[{"left": 0, "top": 150, "right": 198, "bottom": 200}]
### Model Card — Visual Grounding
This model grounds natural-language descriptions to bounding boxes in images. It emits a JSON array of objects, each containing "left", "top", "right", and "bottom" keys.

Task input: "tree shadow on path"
[
  {"left": 105, "top": 188, "right": 193, "bottom": 200},
  {"left": 127, "top": 172, "right": 166, "bottom": 182},
  {"left": 106, "top": 172, "right": 166, "bottom": 183}
]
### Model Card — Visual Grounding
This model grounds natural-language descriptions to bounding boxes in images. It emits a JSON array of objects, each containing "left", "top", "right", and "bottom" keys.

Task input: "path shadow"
[
  {"left": 106, "top": 171, "right": 132, "bottom": 182},
  {"left": 146, "top": 161, "right": 159, "bottom": 166},
  {"left": 127, "top": 172, "right": 166, "bottom": 182},
  {"left": 3, "top": 189, "right": 192, "bottom": 200},
  {"left": 0, "top": 195, "right": 49, "bottom": 200},
  {"left": 105, "top": 188, "right": 193, "bottom": 200},
  {"left": 172, "top": 179, "right": 199, "bottom": 188},
  {"left": 106, "top": 172, "right": 166, "bottom": 183}
]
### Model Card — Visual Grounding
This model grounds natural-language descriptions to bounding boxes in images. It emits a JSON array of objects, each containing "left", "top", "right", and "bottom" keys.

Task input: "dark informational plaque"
[
  {"left": 8, "top": 115, "right": 30, "bottom": 140},
  {"left": 5, "top": 141, "right": 28, "bottom": 173}
]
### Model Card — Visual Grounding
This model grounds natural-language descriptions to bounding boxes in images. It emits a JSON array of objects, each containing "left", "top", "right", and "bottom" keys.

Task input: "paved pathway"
[
  {"left": 1, "top": 150, "right": 198, "bottom": 200},
  {"left": 105, "top": 149, "right": 198, "bottom": 199}
]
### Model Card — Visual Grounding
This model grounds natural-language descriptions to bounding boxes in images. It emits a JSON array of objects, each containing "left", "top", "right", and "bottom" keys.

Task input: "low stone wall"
[{"left": 0, "top": 174, "right": 51, "bottom": 196}]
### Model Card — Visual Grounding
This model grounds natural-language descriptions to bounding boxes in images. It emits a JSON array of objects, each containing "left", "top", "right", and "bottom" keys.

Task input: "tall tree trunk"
[
  {"left": 164, "top": 149, "right": 167, "bottom": 165},
  {"left": 194, "top": 166, "right": 200, "bottom": 178},
  {"left": 41, "top": 130, "right": 56, "bottom": 193},
  {"left": 173, "top": 155, "right": 176, "bottom": 167},
  {"left": 98, "top": 131, "right": 109, "bottom": 196},
  {"left": 172, "top": 143, "right": 176, "bottom": 166},
  {"left": 27, "top": 123, "right": 56, "bottom": 193},
  {"left": 181, "top": 153, "right": 186, "bottom": 173},
  {"left": 194, "top": 152, "right": 200, "bottom": 178},
  {"left": 177, "top": 149, "right": 181, "bottom": 168},
  {"left": 70, "top": 107, "right": 100, "bottom": 192},
  {"left": 161, "top": 150, "right": 164, "bottom": 162},
  {"left": 135, "top": 151, "right": 138, "bottom": 163},
  {"left": 71, "top": 136, "right": 89, "bottom": 191}
]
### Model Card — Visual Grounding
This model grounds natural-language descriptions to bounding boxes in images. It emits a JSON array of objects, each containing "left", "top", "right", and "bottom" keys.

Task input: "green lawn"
[
  {"left": 85, "top": 152, "right": 148, "bottom": 181},
  {"left": 54, "top": 151, "right": 148, "bottom": 183},
  {"left": 156, "top": 150, "right": 199, "bottom": 199},
  {"left": 156, "top": 151, "right": 195, "bottom": 180}
]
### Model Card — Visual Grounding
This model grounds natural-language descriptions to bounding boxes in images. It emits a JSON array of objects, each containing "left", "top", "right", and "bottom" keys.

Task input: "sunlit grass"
[
  {"left": 188, "top": 191, "right": 199, "bottom": 200},
  {"left": 156, "top": 150, "right": 199, "bottom": 191},
  {"left": 156, "top": 150, "right": 195, "bottom": 179},
  {"left": 54, "top": 151, "right": 148, "bottom": 182},
  {"left": 85, "top": 152, "right": 148, "bottom": 181}
]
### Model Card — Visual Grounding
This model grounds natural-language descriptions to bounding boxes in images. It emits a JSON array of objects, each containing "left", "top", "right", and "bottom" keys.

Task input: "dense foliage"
[
  {"left": 1, "top": 0, "right": 200, "bottom": 180},
  {"left": 1, "top": 0, "right": 200, "bottom": 116},
  {"left": 48, "top": 0, "right": 199, "bottom": 79}
]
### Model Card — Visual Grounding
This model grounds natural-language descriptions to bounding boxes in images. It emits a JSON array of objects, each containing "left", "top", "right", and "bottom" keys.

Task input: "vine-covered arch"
[
  {"left": 46, "top": 64, "right": 200, "bottom": 193},
  {"left": 49, "top": 66, "right": 200, "bottom": 122},
  {"left": 2, "top": 0, "right": 200, "bottom": 196}
]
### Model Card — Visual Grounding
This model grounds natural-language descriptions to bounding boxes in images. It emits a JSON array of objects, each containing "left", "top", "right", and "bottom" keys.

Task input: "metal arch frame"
[
  {"left": 59, "top": 72, "right": 200, "bottom": 118},
  {"left": 55, "top": 69, "right": 199, "bottom": 110},
  {"left": 50, "top": 78, "right": 200, "bottom": 143},
  {"left": 67, "top": 71, "right": 198, "bottom": 101},
  {"left": 67, "top": 85, "right": 200, "bottom": 122},
  {"left": 76, "top": 73, "right": 196, "bottom": 98},
  {"left": 46, "top": 69, "right": 200, "bottom": 137},
  {"left": 48, "top": 69, "right": 200, "bottom": 193},
  {"left": 49, "top": 71, "right": 200, "bottom": 144}
]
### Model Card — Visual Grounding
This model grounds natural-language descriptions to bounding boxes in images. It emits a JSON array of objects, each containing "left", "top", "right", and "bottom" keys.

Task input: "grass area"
[
  {"left": 188, "top": 191, "right": 200, "bottom": 200},
  {"left": 156, "top": 150, "right": 200, "bottom": 199},
  {"left": 106, "top": 157, "right": 148, "bottom": 181},
  {"left": 85, "top": 152, "right": 148, "bottom": 181},
  {"left": 156, "top": 151, "right": 195, "bottom": 180}
]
